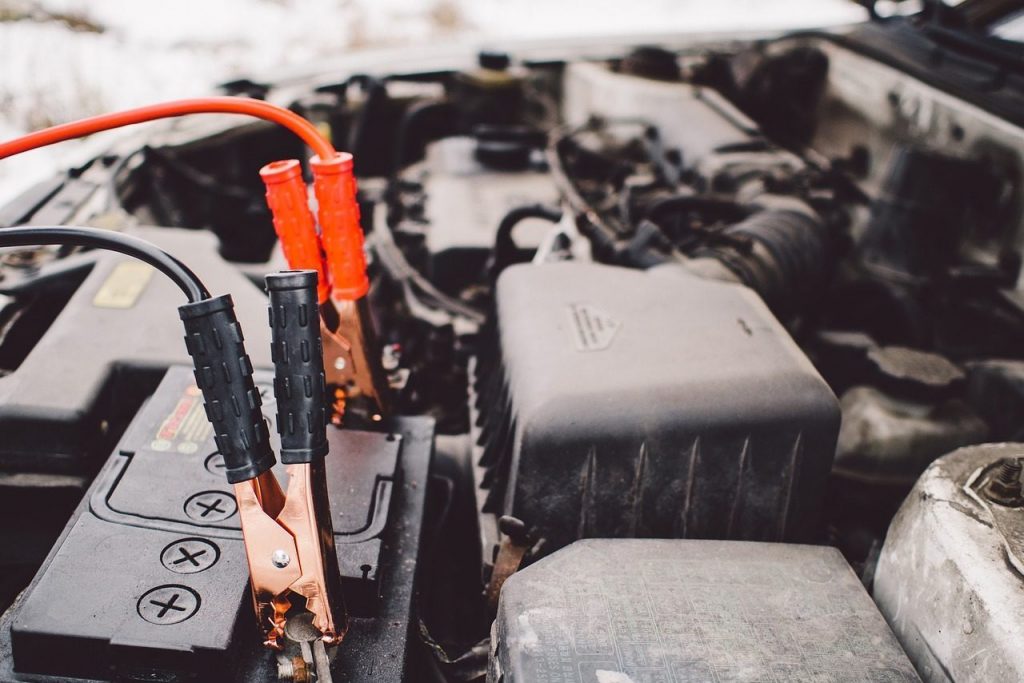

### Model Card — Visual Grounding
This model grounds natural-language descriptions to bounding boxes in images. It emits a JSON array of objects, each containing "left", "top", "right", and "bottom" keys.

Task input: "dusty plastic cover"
[
  {"left": 474, "top": 263, "right": 840, "bottom": 553},
  {"left": 489, "top": 539, "right": 919, "bottom": 683}
]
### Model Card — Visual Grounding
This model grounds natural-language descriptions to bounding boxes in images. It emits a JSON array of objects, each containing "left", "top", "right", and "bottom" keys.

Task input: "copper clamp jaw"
[
  {"left": 242, "top": 270, "right": 348, "bottom": 649},
  {"left": 235, "top": 461, "right": 346, "bottom": 649},
  {"left": 180, "top": 271, "right": 349, "bottom": 652},
  {"left": 259, "top": 154, "right": 391, "bottom": 427},
  {"left": 321, "top": 295, "right": 391, "bottom": 423}
]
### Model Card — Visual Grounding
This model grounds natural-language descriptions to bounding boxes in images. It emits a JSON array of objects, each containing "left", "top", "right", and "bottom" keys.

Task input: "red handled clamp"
[{"left": 260, "top": 154, "right": 390, "bottom": 423}]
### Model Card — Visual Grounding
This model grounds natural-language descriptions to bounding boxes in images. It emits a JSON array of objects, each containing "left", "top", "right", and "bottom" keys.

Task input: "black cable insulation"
[{"left": 0, "top": 225, "right": 210, "bottom": 302}]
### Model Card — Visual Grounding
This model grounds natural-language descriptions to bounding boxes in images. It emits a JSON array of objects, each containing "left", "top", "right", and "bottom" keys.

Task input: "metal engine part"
[
  {"left": 875, "top": 443, "right": 1024, "bottom": 682},
  {"left": 562, "top": 60, "right": 761, "bottom": 167}
]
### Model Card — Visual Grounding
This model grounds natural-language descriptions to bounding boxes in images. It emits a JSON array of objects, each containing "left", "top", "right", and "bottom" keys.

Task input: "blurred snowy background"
[{"left": 0, "top": 0, "right": 866, "bottom": 204}]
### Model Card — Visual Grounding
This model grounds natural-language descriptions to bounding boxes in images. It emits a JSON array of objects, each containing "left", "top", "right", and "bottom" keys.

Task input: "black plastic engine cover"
[
  {"left": 473, "top": 263, "right": 839, "bottom": 557},
  {"left": 0, "top": 226, "right": 273, "bottom": 475},
  {"left": 416, "top": 137, "right": 557, "bottom": 294},
  {"left": 0, "top": 366, "right": 434, "bottom": 682}
]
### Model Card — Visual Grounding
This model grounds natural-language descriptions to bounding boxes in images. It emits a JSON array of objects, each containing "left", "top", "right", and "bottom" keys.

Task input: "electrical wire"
[
  {"left": 390, "top": 99, "right": 455, "bottom": 178},
  {"left": 0, "top": 97, "right": 336, "bottom": 162},
  {"left": 103, "top": 148, "right": 146, "bottom": 212},
  {"left": 489, "top": 203, "right": 563, "bottom": 281},
  {"left": 0, "top": 226, "right": 209, "bottom": 302}
]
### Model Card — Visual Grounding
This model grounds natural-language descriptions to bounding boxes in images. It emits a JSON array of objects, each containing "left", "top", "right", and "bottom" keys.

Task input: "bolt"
[
  {"left": 272, "top": 549, "right": 291, "bottom": 568},
  {"left": 999, "top": 459, "right": 1022, "bottom": 484},
  {"left": 333, "top": 357, "right": 347, "bottom": 371},
  {"left": 382, "top": 344, "right": 401, "bottom": 372},
  {"left": 277, "top": 656, "right": 310, "bottom": 683},
  {"left": 984, "top": 458, "right": 1023, "bottom": 506},
  {"left": 498, "top": 515, "right": 529, "bottom": 544},
  {"left": 277, "top": 657, "right": 294, "bottom": 681}
]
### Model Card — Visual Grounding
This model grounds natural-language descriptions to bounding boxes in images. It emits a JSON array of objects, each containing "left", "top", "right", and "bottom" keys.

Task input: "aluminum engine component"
[
  {"left": 875, "top": 443, "right": 1024, "bottom": 682},
  {"left": 562, "top": 61, "right": 758, "bottom": 167}
]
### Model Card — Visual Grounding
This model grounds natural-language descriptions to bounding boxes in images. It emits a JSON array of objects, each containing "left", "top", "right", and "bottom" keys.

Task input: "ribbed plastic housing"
[
  {"left": 311, "top": 153, "right": 369, "bottom": 300},
  {"left": 178, "top": 294, "right": 274, "bottom": 483},
  {"left": 260, "top": 159, "right": 329, "bottom": 302},
  {"left": 473, "top": 263, "right": 839, "bottom": 554},
  {"left": 266, "top": 270, "right": 329, "bottom": 464}
]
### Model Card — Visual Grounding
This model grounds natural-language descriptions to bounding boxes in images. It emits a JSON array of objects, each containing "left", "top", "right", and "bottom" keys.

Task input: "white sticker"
[{"left": 567, "top": 303, "right": 620, "bottom": 352}]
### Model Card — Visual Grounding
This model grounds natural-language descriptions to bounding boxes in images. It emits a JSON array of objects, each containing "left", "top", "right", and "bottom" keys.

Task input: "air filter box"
[
  {"left": 489, "top": 539, "right": 919, "bottom": 682},
  {"left": 473, "top": 263, "right": 839, "bottom": 556}
]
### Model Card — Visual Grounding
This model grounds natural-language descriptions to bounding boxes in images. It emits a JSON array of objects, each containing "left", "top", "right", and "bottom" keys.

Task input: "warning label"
[
  {"left": 567, "top": 303, "right": 620, "bottom": 352},
  {"left": 93, "top": 260, "right": 154, "bottom": 309},
  {"left": 150, "top": 385, "right": 211, "bottom": 454}
]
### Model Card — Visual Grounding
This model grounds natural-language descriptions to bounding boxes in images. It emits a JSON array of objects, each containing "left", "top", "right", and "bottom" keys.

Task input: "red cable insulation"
[{"left": 0, "top": 97, "right": 336, "bottom": 161}]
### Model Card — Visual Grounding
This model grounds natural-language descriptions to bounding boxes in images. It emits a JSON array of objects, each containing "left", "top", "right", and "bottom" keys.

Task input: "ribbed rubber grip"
[
  {"left": 179, "top": 295, "right": 275, "bottom": 483},
  {"left": 310, "top": 153, "right": 370, "bottom": 300},
  {"left": 267, "top": 270, "right": 329, "bottom": 464},
  {"left": 260, "top": 159, "right": 329, "bottom": 303}
]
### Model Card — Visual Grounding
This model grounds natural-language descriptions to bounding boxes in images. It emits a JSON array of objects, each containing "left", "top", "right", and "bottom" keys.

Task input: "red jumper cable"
[{"left": 0, "top": 96, "right": 390, "bottom": 420}]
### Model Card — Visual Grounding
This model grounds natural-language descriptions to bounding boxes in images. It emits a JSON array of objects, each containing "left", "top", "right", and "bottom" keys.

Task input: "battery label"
[
  {"left": 150, "top": 385, "right": 211, "bottom": 454},
  {"left": 93, "top": 260, "right": 154, "bottom": 309}
]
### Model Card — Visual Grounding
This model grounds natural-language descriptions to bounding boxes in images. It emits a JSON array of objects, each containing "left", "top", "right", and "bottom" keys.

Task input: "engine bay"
[{"left": 3, "top": 11, "right": 1024, "bottom": 682}]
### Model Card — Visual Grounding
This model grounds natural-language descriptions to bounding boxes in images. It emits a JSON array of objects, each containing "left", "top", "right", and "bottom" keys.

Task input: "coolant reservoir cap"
[
  {"left": 478, "top": 50, "right": 511, "bottom": 71},
  {"left": 867, "top": 345, "right": 965, "bottom": 399}
]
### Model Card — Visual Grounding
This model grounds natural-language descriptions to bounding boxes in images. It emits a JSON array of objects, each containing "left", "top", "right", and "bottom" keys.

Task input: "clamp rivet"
[
  {"left": 333, "top": 357, "right": 346, "bottom": 370},
  {"left": 271, "top": 549, "right": 291, "bottom": 568}
]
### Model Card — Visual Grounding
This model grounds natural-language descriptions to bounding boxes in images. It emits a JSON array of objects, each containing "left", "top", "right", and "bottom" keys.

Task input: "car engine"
[{"left": 2, "top": 8, "right": 1024, "bottom": 682}]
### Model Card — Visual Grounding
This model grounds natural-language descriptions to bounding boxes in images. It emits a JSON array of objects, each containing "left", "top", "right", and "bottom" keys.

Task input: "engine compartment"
[{"left": 3, "top": 15, "right": 1024, "bottom": 682}]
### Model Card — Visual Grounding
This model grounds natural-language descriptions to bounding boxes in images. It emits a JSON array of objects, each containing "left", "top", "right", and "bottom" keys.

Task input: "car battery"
[
  {"left": 0, "top": 226, "right": 273, "bottom": 476},
  {"left": 0, "top": 366, "right": 435, "bottom": 682},
  {"left": 489, "top": 539, "right": 920, "bottom": 683}
]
